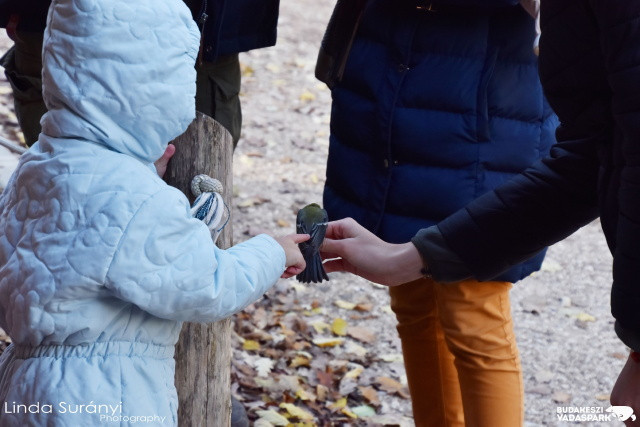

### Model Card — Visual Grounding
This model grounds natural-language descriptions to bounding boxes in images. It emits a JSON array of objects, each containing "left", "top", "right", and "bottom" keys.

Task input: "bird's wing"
[{"left": 309, "top": 221, "right": 328, "bottom": 248}]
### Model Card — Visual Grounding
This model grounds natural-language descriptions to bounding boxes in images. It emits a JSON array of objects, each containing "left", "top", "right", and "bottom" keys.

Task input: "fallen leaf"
[
  {"left": 535, "top": 370, "right": 554, "bottom": 383},
  {"left": 277, "top": 219, "right": 290, "bottom": 228},
  {"left": 255, "top": 409, "right": 289, "bottom": 426},
  {"left": 352, "top": 405, "right": 376, "bottom": 418},
  {"left": 255, "top": 377, "right": 280, "bottom": 392},
  {"left": 279, "top": 375, "right": 302, "bottom": 393},
  {"left": 354, "top": 303, "right": 373, "bottom": 312},
  {"left": 294, "top": 58, "right": 308, "bottom": 68},
  {"left": 290, "top": 354, "right": 312, "bottom": 368},
  {"left": 540, "top": 259, "right": 563, "bottom": 272},
  {"left": 378, "top": 353, "right": 403, "bottom": 363},
  {"left": 595, "top": 394, "right": 610, "bottom": 401},
  {"left": 266, "top": 63, "right": 281, "bottom": 73},
  {"left": 381, "top": 305, "right": 393, "bottom": 314},
  {"left": 376, "top": 376, "right": 410, "bottom": 399},
  {"left": 237, "top": 196, "right": 270, "bottom": 209},
  {"left": 552, "top": 391, "right": 572, "bottom": 404},
  {"left": 243, "top": 340, "right": 261, "bottom": 351},
  {"left": 529, "top": 385, "right": 552, "bottom": 395},
  {"left": 344, "top": 365, "right": 364, "bottom": 380},
  {"left": 296, "top": 388, "right": 315, "bottom": 401},
  {"left": 300, "top": 91, "right": 316, "bottom": 102},
  {"left": 359, "top": 386, "right": 381, "bottom": 406},
  {"left": 290, "top": 283, "right": 306, "bottom": 293},
  {"left": 254, "top": 357, "right": 275, "bottom": 377},
  {"left": 347, "top": 326, "right": 376, "bottom": 343},
  {"left": 313, "top": 337, "right": 344, "bottom": 348},
  {"left": 311, "top": 321, "right": 331, "bottom": 334},
  {"left": 309, "top": 173, "right": 319, "bottom": 184},
  {"left": 332, "top": 318, "right": 348, "bottom": 336},
  {"left": 341, "top": 407, "right": 358, "bottom": 419},
  {"left": 329, "top": 397, "right": 348, "bottom": 410},
  {"left": 343, "top": 341, "right": 368, "bottom": 358},
  {"left": 317, "top": 384, "right": 329, "bottom": 401},
  {"left": 339, "top": 377, "right": 358, "bottom": 395},
  {"left": 334, "top": 300, "right": 356, "bottom": 310},
  {"left": 279, "top": 403, "right": 314, "bottom": 421},
  {"left": 316, "top": 370, "right": 333, "bottom": 388},
  {"left": 241, "top": 64, "right": 255, "bottom": 77},
  {"left": 576, "top": 312, "right": 596, "bottom": 322}
]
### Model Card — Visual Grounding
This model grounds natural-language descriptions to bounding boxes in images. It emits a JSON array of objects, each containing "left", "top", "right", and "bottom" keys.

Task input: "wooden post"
[{"left": 165, "top": 112, "right": 234, "bottom": 426}]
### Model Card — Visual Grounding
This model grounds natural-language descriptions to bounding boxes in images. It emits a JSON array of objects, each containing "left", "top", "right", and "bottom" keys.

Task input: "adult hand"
[
  {"left": 274, "top": 234, "right": 310, "bottom": 278},
  {"left": 610, "top": 352, "right": 640, "bottom": 425},
  {"left": 320, "top": 217, "right": 424, "bottom": 286},
  {"left": 155, "top": 144, "right": 176, "bottom": 178}
]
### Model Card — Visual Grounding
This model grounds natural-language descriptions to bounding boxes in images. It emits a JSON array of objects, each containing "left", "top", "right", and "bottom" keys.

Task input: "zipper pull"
[{"left": 198, "top": 12, "right": 209, "bottom": 27}]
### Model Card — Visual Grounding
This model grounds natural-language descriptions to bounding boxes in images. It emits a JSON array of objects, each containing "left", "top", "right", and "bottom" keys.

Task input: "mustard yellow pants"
[{"left": 389, "top": 278, "right": 523, "bottom": 427}]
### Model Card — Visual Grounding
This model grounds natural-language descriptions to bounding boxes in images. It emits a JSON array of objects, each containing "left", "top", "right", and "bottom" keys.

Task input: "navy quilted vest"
[{"left": 323, "top": 0, "right": 558, "bottom": 282}]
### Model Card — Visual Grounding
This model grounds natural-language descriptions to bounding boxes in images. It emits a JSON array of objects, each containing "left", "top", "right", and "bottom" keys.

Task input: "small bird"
[{"left": 296, "top": 203, "right": 329, "bottom": 283}]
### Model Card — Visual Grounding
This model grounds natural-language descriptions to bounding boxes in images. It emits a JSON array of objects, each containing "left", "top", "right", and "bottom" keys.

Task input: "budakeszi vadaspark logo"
[
  {"left": 556, "top": 406, "right": 636, "bottom": 422},
  {"left": 607, "top": 406, "right": 637, "bottom": 422}
]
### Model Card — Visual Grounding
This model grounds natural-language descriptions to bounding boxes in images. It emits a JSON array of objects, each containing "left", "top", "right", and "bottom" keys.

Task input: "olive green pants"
[{"left": 1, "top": 31, "right": 242, "bottom": 147}]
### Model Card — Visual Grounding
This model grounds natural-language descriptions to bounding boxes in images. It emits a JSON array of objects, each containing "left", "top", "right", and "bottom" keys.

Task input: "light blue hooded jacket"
[{"left": 0, "top": 0, "right": 286, "bottom": 425}]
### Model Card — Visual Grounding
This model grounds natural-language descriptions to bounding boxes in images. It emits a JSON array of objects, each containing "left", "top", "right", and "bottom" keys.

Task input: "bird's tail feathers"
[{"left": 296, "top": 253, "right": 329, "bottom": 284}]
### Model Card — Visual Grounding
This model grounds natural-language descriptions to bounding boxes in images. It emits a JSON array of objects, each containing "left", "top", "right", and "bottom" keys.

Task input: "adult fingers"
[
  {"left": 324, "top": 218, "right": 352, "bottom": 239},
  {"left": 320, "top": 251, "right": 340, "bottom": 260},
  {"left": 320, "top": 238, "right": 345, "bottom": 256},
  {"left": 323, "top": 258, "right": 351, "bottom": 274}
]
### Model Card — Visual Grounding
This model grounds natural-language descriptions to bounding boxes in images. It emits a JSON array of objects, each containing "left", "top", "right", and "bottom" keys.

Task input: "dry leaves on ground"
[{"left": 231, "top": 288, "right": 409, "bottom": 426}]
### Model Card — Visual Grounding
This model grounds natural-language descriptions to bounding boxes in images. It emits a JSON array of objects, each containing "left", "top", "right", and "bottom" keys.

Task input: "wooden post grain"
[{"left": 165, "top": 112, "right": 233, "bottom": 426}]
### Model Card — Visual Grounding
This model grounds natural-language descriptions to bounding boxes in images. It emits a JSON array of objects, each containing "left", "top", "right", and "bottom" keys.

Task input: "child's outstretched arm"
[{"left": 103, "top": 187, "right": 306, "bottom": 323}]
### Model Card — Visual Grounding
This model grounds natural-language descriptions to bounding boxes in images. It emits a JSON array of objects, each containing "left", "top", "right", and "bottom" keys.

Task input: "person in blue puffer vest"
[
  {"left": 0, "top": 0, "right": 279, "bottom": 147},
  {"left": 321, "top": 0, "right": 556, "bottom": 425},
  {"left": 0, "top": 0, "right": 307, "bottom": 425}
]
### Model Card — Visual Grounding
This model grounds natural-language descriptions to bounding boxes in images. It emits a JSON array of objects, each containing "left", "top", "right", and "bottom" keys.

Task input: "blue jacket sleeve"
[{"left": 104, "top": 188, "right": 286, "bottom": 323}]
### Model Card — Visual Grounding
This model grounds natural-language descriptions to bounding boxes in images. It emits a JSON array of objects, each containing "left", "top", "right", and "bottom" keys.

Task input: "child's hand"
[
  {"left": 155, "top": 144, "right": 176, "bottom": 178},
  {"left": 274, "top": 234, "right": 310, "bottom": 278}
]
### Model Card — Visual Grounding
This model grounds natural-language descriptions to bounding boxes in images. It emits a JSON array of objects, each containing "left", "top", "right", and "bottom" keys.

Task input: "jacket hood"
[{"left": 40, "top": 0, "right": 200, "bottom": 164}]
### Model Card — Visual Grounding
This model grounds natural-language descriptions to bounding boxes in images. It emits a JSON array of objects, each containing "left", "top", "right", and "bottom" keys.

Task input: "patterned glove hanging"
[{"left": 190, "top": 174, "right": 229, "bottom": 244}]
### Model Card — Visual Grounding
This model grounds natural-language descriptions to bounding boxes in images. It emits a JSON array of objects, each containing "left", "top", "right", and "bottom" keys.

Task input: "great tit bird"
[{"left": 296, "top": 203, "right": 329, "bottom": 283}]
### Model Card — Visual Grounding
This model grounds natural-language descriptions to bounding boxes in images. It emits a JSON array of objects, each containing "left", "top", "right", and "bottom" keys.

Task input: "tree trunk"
[{"left": 165, "top": 112, "right": 233, "bottom": 427}]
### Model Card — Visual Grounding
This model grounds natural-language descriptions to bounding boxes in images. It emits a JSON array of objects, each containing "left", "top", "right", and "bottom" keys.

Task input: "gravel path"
[{"left": 0, "top": 0, "right": 630, "bottom": 425}]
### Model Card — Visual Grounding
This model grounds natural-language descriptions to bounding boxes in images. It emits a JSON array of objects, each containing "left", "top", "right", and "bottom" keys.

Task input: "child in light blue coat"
[{"left": 0, "top": 0, "right": 306, "bottom": 425}]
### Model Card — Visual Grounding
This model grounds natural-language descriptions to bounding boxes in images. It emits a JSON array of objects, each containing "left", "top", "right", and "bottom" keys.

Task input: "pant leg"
[
  {"left": 390, "top": 278, "right": 465, "bottom": 426},
  {"left": 195, "top": 53, "right": 242, "bottom": 148},
  {"left": 435, "top": 279, "right": 524, "bottom": 427},
  {"left": 0, "top": 31, "right": 45, "bottom": 146}
]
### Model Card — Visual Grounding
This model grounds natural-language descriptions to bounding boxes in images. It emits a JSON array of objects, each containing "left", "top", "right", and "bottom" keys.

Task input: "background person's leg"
[
  {"left": 195, "top": 53, "right": 242, "bottom": 148},
  {"left": 0, "top": 31, "right": 45, "bottom": 146}
]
